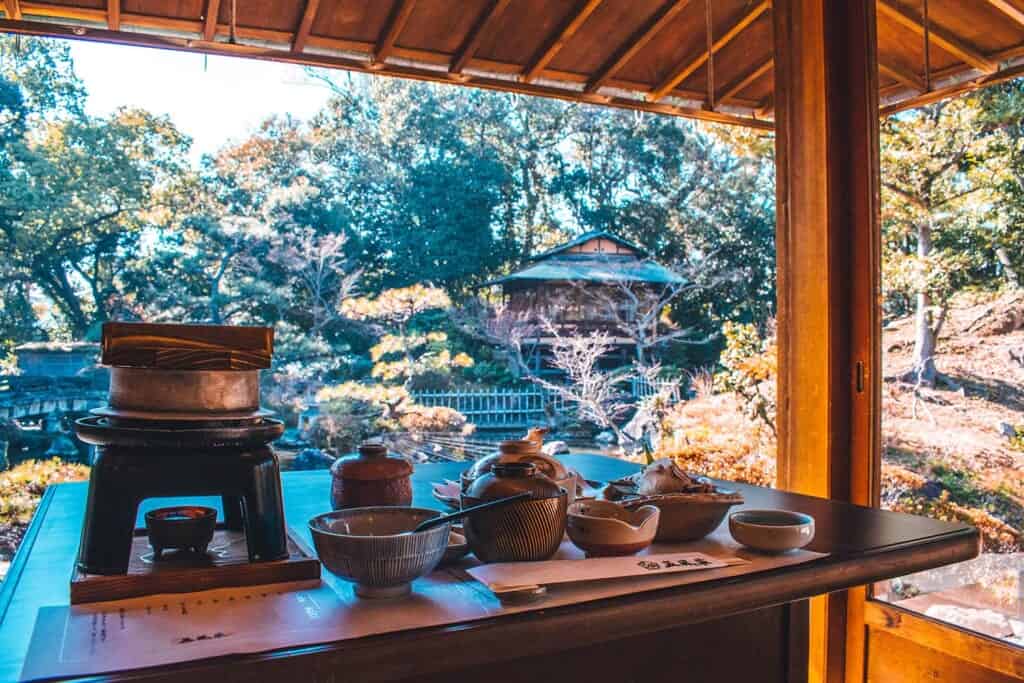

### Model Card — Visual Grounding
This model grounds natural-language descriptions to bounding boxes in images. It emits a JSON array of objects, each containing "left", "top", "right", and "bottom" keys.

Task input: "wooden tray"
[{"left": 71, "top": 526, "right": 320, "bottom": 604}]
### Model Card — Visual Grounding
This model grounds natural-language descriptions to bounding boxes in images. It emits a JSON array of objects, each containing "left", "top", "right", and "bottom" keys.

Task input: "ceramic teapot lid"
[
  {"left": 465, "top": 462, "right": 562, "bottom": 501},
  {"left": 464, "top": 439, "right": 569, "bottom": 483},
  {"left": 330, "top": 442, "right": 413, "bottom": 481}
]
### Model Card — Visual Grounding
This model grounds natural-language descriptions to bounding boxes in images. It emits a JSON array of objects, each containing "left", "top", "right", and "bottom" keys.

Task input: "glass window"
[{"left": 873, "top": 86, "right": 1024, "bottom": 648}]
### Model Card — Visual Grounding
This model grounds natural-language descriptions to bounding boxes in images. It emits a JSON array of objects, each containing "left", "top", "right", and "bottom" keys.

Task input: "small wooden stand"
[{"left": 71, "top": 526, "right": 320, "bottom": 604}]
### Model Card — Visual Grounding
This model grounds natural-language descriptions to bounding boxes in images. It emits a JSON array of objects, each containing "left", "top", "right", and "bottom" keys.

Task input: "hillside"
[{"left": 882, "top": 291, "right": 1024, "bottom": 551}]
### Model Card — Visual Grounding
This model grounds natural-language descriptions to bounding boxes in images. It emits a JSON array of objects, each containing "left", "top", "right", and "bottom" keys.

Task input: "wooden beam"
[
  {"left": 291, "top": 0, "right": 320, "bottom": 53},
  {"left": 585, "top": 0, "right": 693, "bottom": 94},
  {"left": 864, "top": 601, "right": 1024, "bottom": 680},
  {"left": 3, "top": 0, "right": 20, "bottom": 21},
  {"left": 719, "top": 56, "right": 772, "bottom": 103},
  {"left": 649, "top": 0, "right": 770, "bottom": 103},
  {"left": 106, "top": 0, "right": 119, "bottom": 30},
  {"left": 985, "top": 0, "right": 1024, "bottom": 28},
  {"left": 881, "top": 59, "right": 1024, "bottom": 115},
  {"left": 773, "top": 0, "right": 881, "bottom": 681},
  {"left": 450, "top": 0, "right": 511, "bottom": 74},
  {"left": 374, "top": 0, "right": 417, "bottom": 65},
  {"left": 522, "top": 0, "right": 603, "bottom": 82},
  {"left": 202, "top": 0, "right": 220, "bottom": 41},
  {"left": 879, "top": 60, "right": 925, "bottom": 92},
  {"left": 877, "top": 0, "right": 998, "bottom": 74},
  {"left": 0, "top": 16, "right": 774, "bottom": 131}
]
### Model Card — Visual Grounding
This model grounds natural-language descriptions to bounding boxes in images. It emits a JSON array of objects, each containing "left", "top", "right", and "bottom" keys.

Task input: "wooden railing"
[
  {"left": 411, "top": 378, "right": 680, "bottom": 429},
  {"left": 412, "top": 387, "right": 566, "bottom": 429}
]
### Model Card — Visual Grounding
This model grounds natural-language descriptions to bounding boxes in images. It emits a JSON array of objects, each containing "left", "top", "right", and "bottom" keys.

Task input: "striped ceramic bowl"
[{"left": 309, "top": 507, "right": 450, "bottom": 598}]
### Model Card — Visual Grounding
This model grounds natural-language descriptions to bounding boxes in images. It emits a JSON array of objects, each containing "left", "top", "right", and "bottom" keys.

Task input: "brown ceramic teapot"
[
  {"left": 462, "top": 462, "right": 568, "bottom": 563},
  {"left": 330, "top": 442, "right": 413, "bottom": 509}
]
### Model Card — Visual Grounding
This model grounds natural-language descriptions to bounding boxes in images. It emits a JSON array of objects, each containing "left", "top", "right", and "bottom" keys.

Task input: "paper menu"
[
  {"left": 468, "top": 552, "right": 741, "bottom": 592},
  {"left": 22, "top": 581, "right": 336, "bottom": 680}
]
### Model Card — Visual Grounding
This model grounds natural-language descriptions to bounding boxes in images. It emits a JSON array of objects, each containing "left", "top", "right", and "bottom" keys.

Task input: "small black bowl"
[{"left": 145, "top": 506, "right": 217, "bottom": 559}]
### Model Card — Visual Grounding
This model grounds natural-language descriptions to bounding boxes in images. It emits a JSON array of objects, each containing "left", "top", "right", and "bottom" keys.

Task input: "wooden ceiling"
[{"left": 2, "top": 0, "right": 1024, "bottom": 129}]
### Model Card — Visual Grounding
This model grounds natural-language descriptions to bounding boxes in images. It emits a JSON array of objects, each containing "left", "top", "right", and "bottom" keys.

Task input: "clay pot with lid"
[
  {"left": 330, "top": 442, "right": 413, "bottom": 510},
  {"left": 461, "top": 462, "right": 568, "bottom": 563},
  {"left": 460, "top": 439, "right": 578, "bottom": 503}
]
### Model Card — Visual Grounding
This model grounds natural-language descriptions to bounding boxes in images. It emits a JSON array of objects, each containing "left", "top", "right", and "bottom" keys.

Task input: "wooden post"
[{"left": 773, "top": 1, "right": 881, "bottom": 682}]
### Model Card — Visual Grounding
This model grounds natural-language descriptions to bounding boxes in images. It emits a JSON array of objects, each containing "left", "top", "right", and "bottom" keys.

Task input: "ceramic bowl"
[
  {"left": 145, "top": 506, "right": 217, "bottom": 558},
  {"left": 309, "top": 507, "right": 450, "bottom": 598},
  {"left": 729, "top": 509, "right": 815, "bottom": 553},
  {"left": 566, "top": 500, "right": 660, "bottom": 557},
  {"left": 461, "top": 492, "right": 567, "bottom": 563},
  {"left": 622, "top": 492, "right": 743, "bottom": 542}
]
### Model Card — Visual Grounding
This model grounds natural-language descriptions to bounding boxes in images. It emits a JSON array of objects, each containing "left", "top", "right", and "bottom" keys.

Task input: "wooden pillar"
[{"left": 773, "top": 1, "right": 881, "bottom": 682}]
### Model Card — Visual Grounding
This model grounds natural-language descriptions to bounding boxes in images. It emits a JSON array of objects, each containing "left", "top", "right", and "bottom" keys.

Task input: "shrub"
[
  {"left": 397, "top": 405, "right": 470, "bottom": 433},
  {"left": 713, "top": 321, "right": 777, "bottom": 436},
  {"left": 656, "top": 393, "right": 776, "bottom": 487},
  {"left": 1, "top": 459, "right": 90, "bottom": 559},
  {"left": 0, "top": 458, "right": 90, "bottom": 526}
]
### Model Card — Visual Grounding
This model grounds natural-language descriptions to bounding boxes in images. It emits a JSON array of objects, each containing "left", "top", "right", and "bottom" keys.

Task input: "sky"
[{"left": 68, "top": 41, "right": 335, "bottom": 162}]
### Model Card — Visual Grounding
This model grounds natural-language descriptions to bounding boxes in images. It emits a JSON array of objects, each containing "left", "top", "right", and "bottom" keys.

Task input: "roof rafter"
[
  {"left": 649, "top": 0, "right": 770, "bottom": 103},
  {"left": 450, "top": 0, "right": 512, "bottom": 75},
  {"left": 719, "top": 56, "right": 772, "bottom": 102},
  {"left": 879, "top": 60, "right": 925, "bottom": 92},
  {"left": 201, "top": 0, "right": 220, "bottom": 41},
  {"left": 3, "top": 0, "right": 21, "bottom": 21},
  {"left": 985, "top": 0, "right": 1024, "bottom": 28},
  {"left": 877, "top": 0, "right": 998, "bottom": 74},
  {"left": 585, "top": 0, "right": 694, "bottom": 94},
  {"left": 522, "top": 0, "right": 603, "bottom": 83},
  {"left": 882, "top": 60, "right": 1024, "bottom": 115},
  {"left": 0, "top": 15, "right": 775, "bottom": 129},
  {"left": 106, "top": 0, "right": 118, "bottom": 30},
  {"left": 291, "top": 0, "right": 320, "bottom": 53},
  {"left": 374, "top": 0, "right": 417, "bottom": 65}
]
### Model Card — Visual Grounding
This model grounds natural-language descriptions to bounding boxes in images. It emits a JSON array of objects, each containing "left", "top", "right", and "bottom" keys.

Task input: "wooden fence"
[
  {"left": 411, "top": 378, "right": 680, "bottom": 430},
  {"left": 412, "top": 387, "right": 566, "bottom": 429}
]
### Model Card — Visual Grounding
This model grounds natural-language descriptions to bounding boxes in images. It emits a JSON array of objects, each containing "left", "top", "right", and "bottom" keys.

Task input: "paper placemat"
[{"left": 22, "top": 527, "right": 826, "bottom": 681}]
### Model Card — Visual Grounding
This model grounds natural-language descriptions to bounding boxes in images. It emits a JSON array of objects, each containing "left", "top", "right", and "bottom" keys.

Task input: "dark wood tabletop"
[{"left": 0, "top": 455, "right": 979, "bottom": 682}]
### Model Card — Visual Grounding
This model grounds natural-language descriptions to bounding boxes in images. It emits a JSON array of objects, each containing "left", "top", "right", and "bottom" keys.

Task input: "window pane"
[{"left": 874, "top": 85, "right": 1024, "bottom": 648}]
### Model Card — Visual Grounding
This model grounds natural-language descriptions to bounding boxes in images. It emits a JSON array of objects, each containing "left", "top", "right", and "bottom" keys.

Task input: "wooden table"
[{"left": 0, "top": 455, "right": 979, "bottom": 682}]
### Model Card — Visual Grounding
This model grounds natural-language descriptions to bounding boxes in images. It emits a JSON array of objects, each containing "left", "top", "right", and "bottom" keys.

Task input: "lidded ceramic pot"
[
  {"left": 461, "top": 439, "right": 578, "bottom": 503},
  {"left": 461, "top": 462, "right": 568, "bottom": 563},
  {"left": 330, "top": 442, "right": 413, "bottom": 510}
]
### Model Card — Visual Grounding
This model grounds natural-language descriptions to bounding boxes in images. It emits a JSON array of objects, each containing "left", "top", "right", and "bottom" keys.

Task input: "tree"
[
  {"left": 340, "top": 284, "right": 471, "bottom": 388},
  {"left": 880, "top": 99, "right": 1000, "bottom": 384},
  {"left": 0, "top": 107, "right": 189, "bottom": 338},
  {"left": 572, "top": 277, "right": 723, "bottom": 366},
  {"left": 976, "top": 81, "right": 1024, "bottom": 290}
]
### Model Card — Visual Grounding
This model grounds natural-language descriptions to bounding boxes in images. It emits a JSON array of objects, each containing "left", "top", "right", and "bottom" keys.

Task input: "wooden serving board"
[{"left": 70, "top": 526, "right": 319, "bottom": 604}]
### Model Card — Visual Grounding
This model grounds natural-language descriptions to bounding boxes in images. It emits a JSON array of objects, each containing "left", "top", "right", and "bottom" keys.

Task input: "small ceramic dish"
[
  {"left": 431, "top": 480, "right": 462, "bottom": 510},
  {"left": 728, "top": 509, "right": 815, "bottom": 553},
  {"left": 309, "top": 507, "right": 450, "bottom": 598},
  {"left": 566, "top": 500, "right": 660, "bottom": 557},
  {"left": 145, "top": 506, "right": 217, "bottom": 558},
  {"left": 441, "top": 527, "right": 471, "bottom": 565}
]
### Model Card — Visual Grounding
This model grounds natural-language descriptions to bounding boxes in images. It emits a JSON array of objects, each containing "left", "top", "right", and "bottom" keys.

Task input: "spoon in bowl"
[{"left": 414, "top": 492, "right": 532, "bottom": 533}]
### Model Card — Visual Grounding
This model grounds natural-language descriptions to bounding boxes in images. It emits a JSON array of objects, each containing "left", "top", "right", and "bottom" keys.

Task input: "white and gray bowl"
[{"left": 309, "top": 507, "right": 450, "bottom": 598}]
